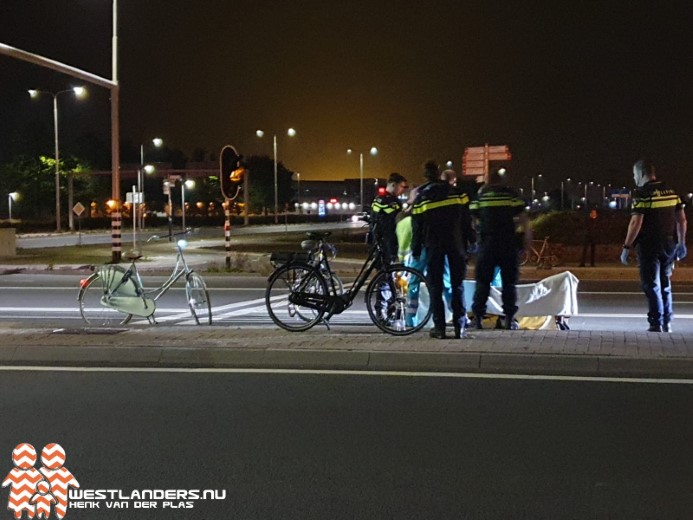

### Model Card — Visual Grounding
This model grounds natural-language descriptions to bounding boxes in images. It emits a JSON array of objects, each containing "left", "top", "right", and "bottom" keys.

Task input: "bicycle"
[
  {"left": 270, "top": 233, "right": 344, "bottom": 295},
  {"left": 519, "top": 236, "right": 561, "bottom": 269},
  {"left": 265, "top": 220, "right": 432, "bottom": 335},
  {"left": 78, "top": 230, "right": 212, "bottom": 326}
]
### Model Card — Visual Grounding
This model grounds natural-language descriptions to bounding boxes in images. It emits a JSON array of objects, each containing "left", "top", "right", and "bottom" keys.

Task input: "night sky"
[{"left": 1, "top": 1, "right": 692, "bottom": 192}]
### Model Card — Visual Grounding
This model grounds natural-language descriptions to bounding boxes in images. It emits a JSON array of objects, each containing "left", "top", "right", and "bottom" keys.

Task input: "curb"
[{"left": 3, "top": 344, "right": 693, "bottom": 379}]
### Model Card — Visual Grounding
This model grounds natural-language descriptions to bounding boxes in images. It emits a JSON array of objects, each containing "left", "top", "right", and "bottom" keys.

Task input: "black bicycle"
[{"left": 265, "top": 222, "right": 431, "bottom": 335}]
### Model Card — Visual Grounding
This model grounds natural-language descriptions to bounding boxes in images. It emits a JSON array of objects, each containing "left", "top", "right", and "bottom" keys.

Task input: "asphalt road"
[
  {"left": 0, "top": 369, "right": 691, "bottom": 519},
  {"left": 1, "top": 273, "right": 693, "bottom": 333}
]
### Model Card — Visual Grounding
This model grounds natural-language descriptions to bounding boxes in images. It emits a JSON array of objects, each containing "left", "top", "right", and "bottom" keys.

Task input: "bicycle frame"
[
  {"left": 96, "top": 236, "right": 194, "bottom": 316},
  {"left": 310, "top": 236, "right": 389, "bottom": 315}
]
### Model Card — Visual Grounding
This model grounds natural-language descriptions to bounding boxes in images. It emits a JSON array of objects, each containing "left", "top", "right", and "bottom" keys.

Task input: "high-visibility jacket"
[
  {"left": 370, "top": 192, "right": 402, "bottom": 261},
  {"left": 411, "top": 181, "right": 474, "bottom": 258},
  {"left": 469, "top": 184, "right": 525, "bottom": 241},
  {"left": 632, "top": 180, "right": 683, "bottom": 250}
]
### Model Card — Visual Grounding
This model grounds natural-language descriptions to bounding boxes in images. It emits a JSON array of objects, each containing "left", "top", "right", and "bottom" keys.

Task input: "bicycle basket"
[
  {"left": 97, "top": 265, "right": 139, "bottom": 297},
  {"left": 269, "top": 252, "right": 310, "bottom": 268}
]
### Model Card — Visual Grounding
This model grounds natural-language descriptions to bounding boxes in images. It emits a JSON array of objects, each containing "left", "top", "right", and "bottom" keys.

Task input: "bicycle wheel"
[
  {"left": 365, "top": 266, "right": 431, "bottom": 336},
  {"left": 185, "top": 271, "right": 212, "bottom": 324},
  {"left": 78, "top": 271, "right": 133, "bottom": 326},
  {"left": 266, "top": 263, "right": 328, "bottom": 331}
]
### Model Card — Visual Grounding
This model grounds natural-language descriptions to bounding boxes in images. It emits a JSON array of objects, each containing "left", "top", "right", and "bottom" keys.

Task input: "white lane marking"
[
  {"left": 577, "top": 313, "right": 693, "bottom": 319},
  {"left": 0, "top": 366, "right": 692, "bottom": 385}
]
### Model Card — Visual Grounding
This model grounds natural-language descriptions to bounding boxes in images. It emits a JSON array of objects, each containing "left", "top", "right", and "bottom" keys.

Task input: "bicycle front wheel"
[
  {"left": 78, "top": 272, "right": 133, "bottom": 326},
  {"left": 266, "top": 263, "right": 328, "bottom": 331},
  {"left": 185, "top": 271, "right": 212, "bottom": 324},
  {"left": 365, "top": 266, "right": 431, "bottom": 336}
]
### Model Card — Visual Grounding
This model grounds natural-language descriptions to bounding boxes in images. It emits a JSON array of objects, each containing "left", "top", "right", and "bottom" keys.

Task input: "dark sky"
[{"left": 1, "top": 0, "right": 692, "bottom": 192}]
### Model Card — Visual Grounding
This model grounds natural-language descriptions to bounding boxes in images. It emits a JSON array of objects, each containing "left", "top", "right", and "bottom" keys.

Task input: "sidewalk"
[
  {"left": 2, "top": 239, "right": 693, "bottom": 379},
  {"left": 1, "top": 325, "right": 693, "bottom": 379}
]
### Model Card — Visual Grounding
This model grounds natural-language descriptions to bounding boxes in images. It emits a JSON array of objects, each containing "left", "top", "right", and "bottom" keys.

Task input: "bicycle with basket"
[
  {"left": 265, "top": 216, "right": 432, "bottom": 335},
  {"left": 78, "top": 230, "right": 212, "bottom": 326}
]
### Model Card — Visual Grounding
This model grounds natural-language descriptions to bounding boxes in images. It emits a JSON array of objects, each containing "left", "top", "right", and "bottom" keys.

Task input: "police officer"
[
  {"left": 621, "top": 159, "right": 687, "bottom": 332},
  {"left": 412, "top": 160, "right": 475, "bottom": 339},
  {"left": 371, "top": 172, "right": 408, "bottom": 264},
  {"left": 470, "top": 167, "right": 530, "bottom": 330}
]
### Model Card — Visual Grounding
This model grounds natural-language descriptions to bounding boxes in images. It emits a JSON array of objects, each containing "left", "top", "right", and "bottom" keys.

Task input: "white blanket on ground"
[{"left": 463, "top": 270, "right": 579, "bottom": 317}]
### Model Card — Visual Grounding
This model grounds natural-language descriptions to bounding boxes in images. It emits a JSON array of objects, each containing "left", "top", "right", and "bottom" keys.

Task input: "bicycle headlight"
[{"left": 177, "top": 239, "right": 188, "bottom": 249}]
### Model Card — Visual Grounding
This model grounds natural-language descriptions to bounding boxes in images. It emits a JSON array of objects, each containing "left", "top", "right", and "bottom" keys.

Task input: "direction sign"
[
  {"left": 464, "top": 146, "right": 486, "bottom": 155},
  {"left": 488, "top": 152, "right": 512, "bottom": 161},
  {"left": 462, "top": 159, "right": 486, "bottom": 168},
  {"left": 462, "top": 167, "right": 486, "bottom": 176},
  {"left": 487, "top": 145, "right": 509, "bottom": 153},
  {"left": 72, "top": 202, "right": 86, "bottom": 217}
]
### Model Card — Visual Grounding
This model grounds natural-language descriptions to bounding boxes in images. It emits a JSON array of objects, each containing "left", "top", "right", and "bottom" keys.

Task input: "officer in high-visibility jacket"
[
  {"left": 371, "top": 172, "right": 408, "bottom": 264},
  {"left": 621, "top": 159, "right": 687, "bottom": 332},
  {"left": 470, "top": 167, "right": 530, "bottom": 330},
  {"left": 412, "top": 160, "right": 475, "bottom": 339}
]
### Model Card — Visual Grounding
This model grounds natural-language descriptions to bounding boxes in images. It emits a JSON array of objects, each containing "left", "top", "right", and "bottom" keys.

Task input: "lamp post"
[
  {"left": 561, "top": 178, "right": 571, "bottom": 211},
  {"left": 28, "top": 86, "right": 86, "bottom": 232},
  {"left": 8, "top": 192, "right": 18, "bottom": 221},
  {"left": 296, "top": 172, "right": 301, "bottom": 206},
  {"left": 138, "top": 137, "right": 163, "bottom": 231},
  {"left": 181, "top": 179, "right": 195, "bottom": 231},
  {"left": 256, "top": 128, "right": 296, "bottom": 224},
  {"left": 347, "top": 146, "right": 378, "bottom": 212},
  {"left": 531, "top": 173, "right": 542, "bottom": 200}
]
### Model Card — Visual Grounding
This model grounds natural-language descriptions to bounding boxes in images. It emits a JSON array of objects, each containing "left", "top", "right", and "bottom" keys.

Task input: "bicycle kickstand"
[
  {"left": 147, "top": 314, "right": 158, "bottom": 325},
  {"left": 320, "top": 318, "right": 331, "bottom": 331}
]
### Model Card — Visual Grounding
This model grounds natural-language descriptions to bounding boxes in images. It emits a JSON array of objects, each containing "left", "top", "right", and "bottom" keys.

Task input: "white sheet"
[{"left": 463, "top": 270, "right": 579, "bottom": 317}]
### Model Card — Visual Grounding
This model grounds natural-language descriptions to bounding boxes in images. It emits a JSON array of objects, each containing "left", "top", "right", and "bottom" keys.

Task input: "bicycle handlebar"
[{"left": 146, "top": 229, "right": 192, "bottom": 243}]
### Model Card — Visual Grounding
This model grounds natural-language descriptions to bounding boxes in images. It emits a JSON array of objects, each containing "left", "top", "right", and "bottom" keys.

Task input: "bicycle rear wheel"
[
  {"left": 365, "top": 266, "right": 431, "bottom": 336},
  {"left": 78, "top": 271, "right": 133, "bottom": 326},
  {"left": 266, "top": 263, "right": 328, "bottom": 331},
  {"left": 185, "top": 271, "right": 212, "bottom": 324}
]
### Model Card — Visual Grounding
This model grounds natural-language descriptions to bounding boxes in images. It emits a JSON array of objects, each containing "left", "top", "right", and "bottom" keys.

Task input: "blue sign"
[{"left": 318, "top": 200, "right": 326, "bottom": 218}]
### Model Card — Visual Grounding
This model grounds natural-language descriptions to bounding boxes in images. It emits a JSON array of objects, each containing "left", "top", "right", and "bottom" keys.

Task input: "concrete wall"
[{"left": 0, "top": 228, "right": 16, "bottom": 256}]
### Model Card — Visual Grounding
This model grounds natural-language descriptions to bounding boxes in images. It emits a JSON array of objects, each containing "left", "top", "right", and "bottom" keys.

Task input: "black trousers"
[
  {"left": 426, "top": 247, "right": 466, "bottom": 331},
  {"left": 472, "top": 239, "right": 519, "bottom": 318}
]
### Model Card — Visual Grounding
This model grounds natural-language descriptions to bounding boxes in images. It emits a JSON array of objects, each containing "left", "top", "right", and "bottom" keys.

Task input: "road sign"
[
  {"left": 487, "top": 145, "right": 509, "bottom": 153},
  {"left": 464, "top": 147, "right": 486, "bottom": 155},
  {"left": 72, "top": 202, "right": 86, "bottom": 217},
  {"left": 487, "top": 152, "right": 512, "bottom": 161},
  {"left": 462, "top": 167, "right": 486, "bottom": 176},
  {"left": 126, "top": 192, "right": 143, "bottom": 204},
  {"left": 462, "top": 159, "right": 486, "bottom": 168}
]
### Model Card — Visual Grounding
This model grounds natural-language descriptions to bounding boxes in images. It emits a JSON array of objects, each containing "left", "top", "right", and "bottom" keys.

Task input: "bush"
[{"left": 530, "top": 210, "right": 630, "bottom": 245}]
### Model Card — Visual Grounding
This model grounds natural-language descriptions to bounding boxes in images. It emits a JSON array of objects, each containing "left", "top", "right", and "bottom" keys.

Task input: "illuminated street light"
[
  {"left": 8, "top": 192, "right": 18, "bottom": 221},
  {"left": 531, "top": 173, "right": 542, "bottom": 200},
  {"left": 28, "top": 86, "right": 87, "bottom": 232},
  {"left": 347, "top": 146, "right": 378, "bottom": 211},
  {"left": 181, "top": 179, "right": 195, "bottom": 231},
  {"left": 138, "top": 137, "right": 163, "bottom": 231},
  {"left": 257, "top": 128, "right": 296, "bottom": 223}
]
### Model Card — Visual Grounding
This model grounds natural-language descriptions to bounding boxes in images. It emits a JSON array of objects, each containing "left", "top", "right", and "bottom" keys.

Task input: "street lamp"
[
  {"left": 256, "top": 128, "right": 296, "bottom": 224},
  {"left": 181, "top": 179, "right": 195, "bottom": 231},
  {"left": 8, "top": 192, "right": 18, "bottom": 221},
  {"left": 138, "top": 137, "right": 163, "bottom": 230},
  {"left": 531, "top": 173, "right": 542, "bottom": 200},
  {"left": 347, "top": 146, "right": 378, "bottom": 212},
  {"left": 561, "top": 178, "right": 571, "bottom": 211},
  {"left": 28, "top": 86, "right": 87, "bottom": 232},
  {"left": 296, "top": 172, "right": 301, "bottom": 206}
]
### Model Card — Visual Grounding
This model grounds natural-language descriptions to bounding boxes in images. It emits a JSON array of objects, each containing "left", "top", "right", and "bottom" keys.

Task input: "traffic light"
[{"left": 220, "top": 145, "right": 245, "bottom": 201}]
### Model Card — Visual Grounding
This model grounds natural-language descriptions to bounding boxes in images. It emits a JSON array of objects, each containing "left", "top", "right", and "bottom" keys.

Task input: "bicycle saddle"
[
  {"left": 305, "top": 231, "right": 331, "bottom": 239},
  {"left": 125, "top": 249, "right": 143, "bottom": 261}
]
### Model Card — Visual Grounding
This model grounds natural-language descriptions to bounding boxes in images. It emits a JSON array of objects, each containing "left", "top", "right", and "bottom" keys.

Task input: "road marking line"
[{"left": 0, "top": 366, "right": 692, "bottom": 384}]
